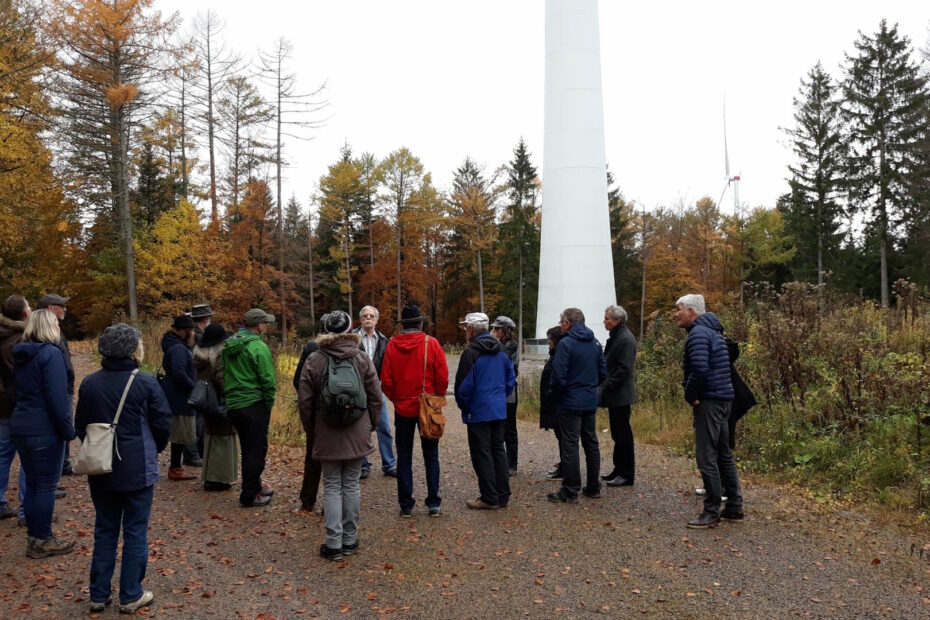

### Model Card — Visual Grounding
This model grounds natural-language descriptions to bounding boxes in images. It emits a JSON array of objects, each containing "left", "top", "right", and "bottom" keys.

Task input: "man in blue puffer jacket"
[
  {"left": 548, "top": 307, "right": 607, "bottom": 504},
  {"left": 676, "top": 294, "right": 743, "bottom": 529},
  {"left": 454, "top": 312, "right": 515, "bottom": 510}
]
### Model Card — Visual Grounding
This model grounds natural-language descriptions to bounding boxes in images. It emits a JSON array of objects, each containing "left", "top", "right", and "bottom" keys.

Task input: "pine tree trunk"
[
  {"left": 180, "top": 75, "right": 189, "bottom": 199},
  {"left": 477, "top": 248, "right": 485, "bottom": 313},
  {"left": 396, "top": 205, "right": 402, "bottom": 322},
  {"left": 115, "top": 106, "right": 137, "bottom": 322},
  {"left": 276, "top": 57, "right": 286, "bottom": 347},
  {"left": 206, "top": 33, "right": 218, "bottom": 224},
  {"left": 308, "top": 217, "right": 315, "bottom": 330}
]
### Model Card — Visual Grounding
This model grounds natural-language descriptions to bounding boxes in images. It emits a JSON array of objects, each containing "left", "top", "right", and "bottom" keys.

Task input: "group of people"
[{"left": 0, "top": 288, "right": 748, "bottom": 611}]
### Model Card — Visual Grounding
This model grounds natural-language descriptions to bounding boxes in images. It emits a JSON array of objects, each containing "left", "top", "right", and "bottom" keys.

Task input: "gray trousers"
[
  {"left": 321, "top": 459, "right": 362, "bottom": 550},
  {"left": 693, "top": 400, "right": 743, "bottom": 516}
]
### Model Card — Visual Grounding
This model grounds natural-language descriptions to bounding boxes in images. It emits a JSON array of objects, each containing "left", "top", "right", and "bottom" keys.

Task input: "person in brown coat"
[{"left": 297, "top": 311, "right": 382, "bottom": 561}]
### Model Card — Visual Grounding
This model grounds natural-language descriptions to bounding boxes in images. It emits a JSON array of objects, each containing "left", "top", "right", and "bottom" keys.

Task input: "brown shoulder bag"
[{"left": 417, "top": 335, "right": 446, "bottom": 440}]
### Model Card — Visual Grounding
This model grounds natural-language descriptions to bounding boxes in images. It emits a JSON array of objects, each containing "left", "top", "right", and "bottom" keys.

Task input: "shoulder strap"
[
  {"left": 112, "top": 369, "right": 139, "bottom": 427},
  {"left": 422, "top": 334, "right": 429, "bottom": 395}
]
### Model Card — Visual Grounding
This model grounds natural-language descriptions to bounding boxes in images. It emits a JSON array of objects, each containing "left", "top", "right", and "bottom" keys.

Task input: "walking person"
[
  {"left": 490, "top": 316, "right": 520, "bottom": 475},
  {"left": 223, "top": 308, "right": 277, "bottom": 508},
  {"left": 298, "top": 311, "right": 383, "bottom": 560},
  {"left": 600, "top": 305, "right": 638, "bottom": 487},
  {"left": 10, "top": 309, "right": 74, "bottom": 557},
  {"left": 193, "top": 324, "right": 237, "bottom": 492},
  {"left": 540, "top": 326, "right": 566, "bottom": 480},
  {"left": 75, "top": 324, "right": 172, "bottom": 613},
  {"left": 675, "top": 294, "right": 743, "bottom": 528},
  {"left": 36, "top": 294, "right": 75, "bottom": 478},
  {"left": 547, "top": 308, "right": 606, "bottom": 504},
  {"left": 0, "top": 295, "right": 29, "bottom": 521},
  {"left": 356, "top": 306, "right": 397, "bottom": 478},
  {"left": 455, "top": 313, "right": 515, "bottom": 510},
  {"left": 380, "top": 305, "right": 448, "bottom": 518},
  {"left": 161, "top": 315, "right": 198, "bottom": 482}
]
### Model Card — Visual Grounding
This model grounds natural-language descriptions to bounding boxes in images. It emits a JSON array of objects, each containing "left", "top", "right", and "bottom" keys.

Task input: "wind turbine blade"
[{"left": 718, "top": 180, "right": 730, "bottom": 209}]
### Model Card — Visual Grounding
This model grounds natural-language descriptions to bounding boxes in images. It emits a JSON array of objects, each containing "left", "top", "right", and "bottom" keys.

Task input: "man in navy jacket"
[
  {"left": 548, "top": 307, "right": 606, "bottom": 503},
  {"left": 454, "top": 312, "right": 515, "bottom": 510},
  {"left": 676, "top": 294, "right": 743, "bottom": 529}
]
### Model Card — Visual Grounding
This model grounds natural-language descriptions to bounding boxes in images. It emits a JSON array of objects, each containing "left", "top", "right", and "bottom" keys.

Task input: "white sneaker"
[{"left": 119, "top": 590, "right": 154, "bottom": 614}]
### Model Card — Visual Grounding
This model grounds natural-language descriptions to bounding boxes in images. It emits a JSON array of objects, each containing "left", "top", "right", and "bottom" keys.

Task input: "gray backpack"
[{"left": 319, "top": 352, "right": 367, "bottom": 427}]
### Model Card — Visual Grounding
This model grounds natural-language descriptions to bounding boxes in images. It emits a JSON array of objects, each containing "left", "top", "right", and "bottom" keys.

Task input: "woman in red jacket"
[{"left": 380, "top": 305, "right": 448, "bottom": 518}]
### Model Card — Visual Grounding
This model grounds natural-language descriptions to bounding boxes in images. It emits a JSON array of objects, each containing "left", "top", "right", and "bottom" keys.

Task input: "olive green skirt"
[{"left": 169, "top": 414, "right": 197, "bottom": 444}]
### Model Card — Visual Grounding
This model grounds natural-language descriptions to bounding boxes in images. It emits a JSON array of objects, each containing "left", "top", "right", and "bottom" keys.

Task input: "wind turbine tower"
[{"left": 719, "top": 104, "right": 741, "bottom": 213}]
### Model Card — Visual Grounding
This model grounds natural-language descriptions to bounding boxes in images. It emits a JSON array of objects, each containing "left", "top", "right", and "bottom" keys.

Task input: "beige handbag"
[{"left": 73, "top": 369, "right": 138, "bottom": 476}]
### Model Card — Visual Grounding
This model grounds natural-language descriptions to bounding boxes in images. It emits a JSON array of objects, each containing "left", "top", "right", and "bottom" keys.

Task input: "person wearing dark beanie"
[{"left": 193, "top": 324, "right": 236, "bottom": 492}]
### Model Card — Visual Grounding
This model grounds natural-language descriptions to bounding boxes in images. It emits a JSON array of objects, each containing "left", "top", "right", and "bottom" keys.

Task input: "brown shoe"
[
  {"left": 26, "top": 535, "right": 74, "bottom": 559},
  {"left": 168, "top": 467, "right": 197, "bottom": 481},
  {"left": 466, "top": 497, "right": 498, "bottom": 510}
]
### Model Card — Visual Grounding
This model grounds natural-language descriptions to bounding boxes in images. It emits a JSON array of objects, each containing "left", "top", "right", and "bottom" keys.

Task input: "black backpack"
[{"left": 318, "top": 352, "right": 367, "bottom": 427}]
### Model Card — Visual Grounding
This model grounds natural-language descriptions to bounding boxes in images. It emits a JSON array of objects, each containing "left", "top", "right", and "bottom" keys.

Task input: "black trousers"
[
  {"left": 504, "top": 401, "right": 518, "bottom": 469},
  {"left": 693, "top": 400, "right": 743, "bottom": 517},
  {"left": 228, "top": 402, "right": 270, "bottom": 505},
  {"left": 300, "top": 431, "right": 321, "bottom": 508},
  {"left": 608, "top": 405, "right": 635, "bottom": 481},
  {"left": 466, "top": 420, "right": 511, "bottom": 507},
  {"left": 557, "top": 409, "right": 600, "bottom": 497}
]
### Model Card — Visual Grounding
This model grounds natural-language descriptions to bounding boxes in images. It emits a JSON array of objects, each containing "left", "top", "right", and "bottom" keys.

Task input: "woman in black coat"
[{"left": 539, "top": 326, "right": 565, "bottom": 479}]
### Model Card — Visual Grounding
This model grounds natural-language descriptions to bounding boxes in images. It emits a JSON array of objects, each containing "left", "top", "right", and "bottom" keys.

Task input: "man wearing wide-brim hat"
[{"left": 379, "top": 305, "right": 449, "bottom": 517}]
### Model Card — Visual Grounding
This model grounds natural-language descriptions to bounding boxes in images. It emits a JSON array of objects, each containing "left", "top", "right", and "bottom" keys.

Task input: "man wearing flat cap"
[
  {"left": 223, "top": 308, "right": 277, "bottom": 508},
  {"left": 37, "top": 294, "right": 76, "bottom": 476}
]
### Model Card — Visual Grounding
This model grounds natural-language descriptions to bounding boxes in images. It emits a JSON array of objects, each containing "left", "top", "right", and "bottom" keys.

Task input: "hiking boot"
[
  {"left": 720, "top": 509, "right": 744, "bottom": 521},
  {"left": 319, "top": 544, "right": 344, "bottom": 561},
  {"left": 428, "top": 505, "right": 441, "bottom": 518},
  {"left": 299, "top": 500, "right": 315, "bottom": 513},
  {"left": 119, "top": 590, "right": 154, "bottom": 613},
  {"left": 0, "top": 503, "right": 15, "bottom": 519},
  {"left": 399, "top": 507, "right": 412, "bottom": 518},
  {"left": 547, "top": 490, "right": 579, "bottom": 504},
  {"left": 605, "top": 476, "right": 634, "bottom": 487},
  {"left": 89, "top": 598, "right": 112, "bottom": 612},
  {"left": 383, "top": 467, "right": 398, "bottom": 478},
  {"left": 582, "top": 486, "right": 601, "bottom": 498},
  {"left": 240, "top": 493, "right": 272, "bottom": 508},
  {"left": 466, "top": 497, "right": 498, "bottom": 510},
  {"left": 545, "top": 466, "right": 563, "bottom": 480},
  {"left": 259, "top": 487, "right": 274, "bottom": 497},
  {"left": 342, "top": 540, "right": 359, "bottom": 556},
  {"left": 359, "top": 466, "right": 371, "bottom": 480},
  {"left": 686, "top": 513, "right": 721, "bottom": 529},
  {"left": 26, "top": 535, "right": 74, "bottom": 559},
  {"left": 168, "top": 467, "right": 197, "bottom": 481}
]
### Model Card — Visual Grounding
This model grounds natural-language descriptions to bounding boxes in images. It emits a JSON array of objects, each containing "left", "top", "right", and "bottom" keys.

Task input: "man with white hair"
[
  {"left": 675, "top": 294, "right": 743, "bottom": 528},
  {"left": 355, "top": 306, "right": 396, "bottom": 478},
  {"left": 600, "top": 305, "right": 637, "bottom": 487}
]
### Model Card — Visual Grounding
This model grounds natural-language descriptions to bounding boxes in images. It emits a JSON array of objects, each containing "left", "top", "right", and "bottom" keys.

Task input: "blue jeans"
[
  {"left": 13, "top": 434, "right": 64, "bottom": 539},
  {"left": 89, "top": 485, "right": 154, "bottom": 605},
  {"left": 0, "top": 418, "right": 26, "bottom": 516},
  {"left": 363, "top": 400, "right": 396, "bottom": 472},
  {"left": 394, "top": 414, "right": 440, "bottom": 511}
]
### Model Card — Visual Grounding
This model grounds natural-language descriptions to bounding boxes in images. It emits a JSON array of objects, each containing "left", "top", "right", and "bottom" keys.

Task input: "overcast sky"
[{"left": 154, "top": 0, "right": 930, "bottom": 217}]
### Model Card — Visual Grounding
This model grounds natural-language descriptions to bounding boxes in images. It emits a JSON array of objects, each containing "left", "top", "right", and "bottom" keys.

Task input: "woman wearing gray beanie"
[{"left": 75, "top": 323, "right": 172, "bottom": 613}]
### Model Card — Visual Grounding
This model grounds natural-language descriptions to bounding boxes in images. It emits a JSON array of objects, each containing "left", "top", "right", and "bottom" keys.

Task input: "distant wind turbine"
[{"left": 717, "top": 103, "right": 741, "bottom": 212}]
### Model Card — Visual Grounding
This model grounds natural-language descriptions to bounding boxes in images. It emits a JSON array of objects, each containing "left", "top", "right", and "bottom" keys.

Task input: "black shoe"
[
  {"left": 383, "top": 467, "right": 398, "bottom": 478},
  {"left": 547, "top": 490, "right": 579, "bottom": 504},
  {"left": 183, "top": 458, "right": 203, "bottom": 468},
  {"left": 342, "top": 540, "right": 359, "bottom": 556},
  {"left": 240, "top": 493, "right": 272, "bottom": 508},
  {"left": 359, "top": 467, "right": 371, "bottom": 480},
  {"left": 319, "top": 544, "right": 344, "bottom": 561},
  {"left": 509, "top": 467, "right": 517, "bottom": 477},
  {"left": 399, "top": 507, "right": 412, "bottom": 518},
  {"left": 203, "top": 481, "right": 232, "bottom": 492},
  {"left": 582, "top": 486, "right": 601, "bottom": 498},
  {"left": 600, "top": 470, "right": 618, "bottom": 481},
  {"left": 605, "top": 476, "right": 634, "bottom": 487},
  {"left": 686, "top": 513, "right": 720, "bottom": 529},
  {"left": 54, "top": 487, "right": 66, "bottom": 500},
  {"left": 0, "top": 504, "right": 15, "bottom": 519},
  {"left": 61, "top": 467, "right": 75, "bottom": 477},
  {"left": 545, "top": 467, "right": 563, "bottom": 480},
  {"left": 259, "top": 487, "right": 274, "bottom": 497},
  {"left": 720, "top": 510, "right": 744, "bottom": 521}
]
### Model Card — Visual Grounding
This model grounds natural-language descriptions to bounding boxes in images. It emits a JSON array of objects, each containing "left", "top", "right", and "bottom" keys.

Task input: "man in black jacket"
[
  {"left": 600, "top": 305, "right": 638, "bottom": 487},
  {"left": 356, "top": 306, "right": 396, "bottom": 478},
  {"left": 37, "top": 294, "right": 75, "bottom": 478}
]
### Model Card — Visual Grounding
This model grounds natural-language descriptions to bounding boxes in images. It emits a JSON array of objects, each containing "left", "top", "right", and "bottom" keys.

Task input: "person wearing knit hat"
[{"left": 76, "top": 324, "right": 172, "bottom": 613}]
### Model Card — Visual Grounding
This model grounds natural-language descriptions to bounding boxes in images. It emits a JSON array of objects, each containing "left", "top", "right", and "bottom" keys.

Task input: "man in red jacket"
[{"left": 380, "top": 305, "right": 448, "bottom": 518}]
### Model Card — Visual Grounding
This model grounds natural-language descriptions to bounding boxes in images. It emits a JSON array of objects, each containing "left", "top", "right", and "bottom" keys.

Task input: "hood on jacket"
[
  {"left": 692, "top": 312, "right": 725, "bottom": 334},
  {"left": 161, "top": 331, "right": 190, "bottom": 354},
  {"left": 0, "top": 315, "right": 26, "bottom": 336},
  {"left": 223, "top": 329, "right": 262, "bottom": 358},
  {"left": 316, "top": 332, "right": 362, "bottom": 359},
  {"left": 468, "top": 332, "right": 501, "bottom": 355},
  {"left": 388, "top": 330, "right": 427, "bottom": 354},
  {"left": 567, "top": 322, "right": 596, "bottom": 342},
  {"left": 13, "top": 341, "right": 48, "bottom": 366}
]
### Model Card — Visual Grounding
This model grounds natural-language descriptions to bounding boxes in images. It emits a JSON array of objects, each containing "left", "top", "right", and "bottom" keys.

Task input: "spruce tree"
[
  {"left": 841, "top": 20, "right": 930, "bottom": 306},
  {"left": 784, "top": 62, "right": 846, "bottom": 288},
  {"left": 607, "top": 168, "right": 638, "bottom": 313}
]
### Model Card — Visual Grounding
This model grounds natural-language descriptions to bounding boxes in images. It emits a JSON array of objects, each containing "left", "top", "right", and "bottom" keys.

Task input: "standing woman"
[
  {"left": 161, "top": 315, "right": 198, "bottom": 481},
  {"left": 491, "top": 316, "right": 519, "bottom": 475},
  {"left": 193, "top": 324, "right": 237, "bottom": 491},
  {"left": 76, "top": 324, "right": 172, "bottom": 613},
  {"left": 10, "top": 308, "right": 74, "bottom": 558},
  {"left": 540, "top": 326, "right": 566, "bottom": 480}
]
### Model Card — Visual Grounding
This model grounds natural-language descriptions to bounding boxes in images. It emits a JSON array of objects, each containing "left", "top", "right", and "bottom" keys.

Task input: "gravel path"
[{"left": 2, "top": 348, "right": 929, "bottom": 618}]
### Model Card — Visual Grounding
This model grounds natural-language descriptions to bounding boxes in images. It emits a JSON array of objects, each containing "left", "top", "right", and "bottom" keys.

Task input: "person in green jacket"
[{"left": 222, "top": 308, "right": 277, "bottom": 508}]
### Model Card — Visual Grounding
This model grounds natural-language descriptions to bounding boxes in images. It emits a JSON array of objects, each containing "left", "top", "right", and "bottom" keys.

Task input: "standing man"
[
  {"left": 0, "top": 295, "right": 29, "bottom": 520},
  {"left": 600, "top": 305, "right": 637, "bottom": 487},
  {"left": 455, "top": 312, "right": 515, "bottom": 510},
  {"left": 675, "top": 294, "right": 743, "bottom": 528},
  {"left": 547, "top": 307, "right": 606, "bottom": 504},
  {"left": 223, "top": 308, "right": 277, "bottom": 508},
  {"left": 356, "top": 306, "right": 396, "bottom": 478},
  {"left": 190, "top": 304, "right": 213, "bottom": 345},
  {"left": 490, "top": 316, "right": 519, "bottom": 475},
  {"left": 37, "top": 294, "right": 75, "bottom": 477}
]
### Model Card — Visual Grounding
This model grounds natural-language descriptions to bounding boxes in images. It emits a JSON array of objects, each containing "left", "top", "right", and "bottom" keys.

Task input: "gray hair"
[
  {"left": 23, "top": 308, "right": 60, "bottom": 344},
  {"left": 560, "top": 307, "right": 585, "bottom": 326},
  {"left": 605, "top": 305, "right": 627, "bottom": 324},
  {"left": 359, "top": 306, "right": 379, "bottom": 320},
  {"left": 675, "top": 294, "right": 706, "bottom": 316}
]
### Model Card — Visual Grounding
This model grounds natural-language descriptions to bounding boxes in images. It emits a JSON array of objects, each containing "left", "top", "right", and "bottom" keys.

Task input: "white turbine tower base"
[{"left": 535, "top": 0, "right": 616, "bottom": 344}]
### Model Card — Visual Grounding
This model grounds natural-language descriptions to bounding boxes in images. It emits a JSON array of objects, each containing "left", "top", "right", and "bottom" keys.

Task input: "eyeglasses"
[{"left": 361, "top": 314, "right": 376, "bottom": 319}]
